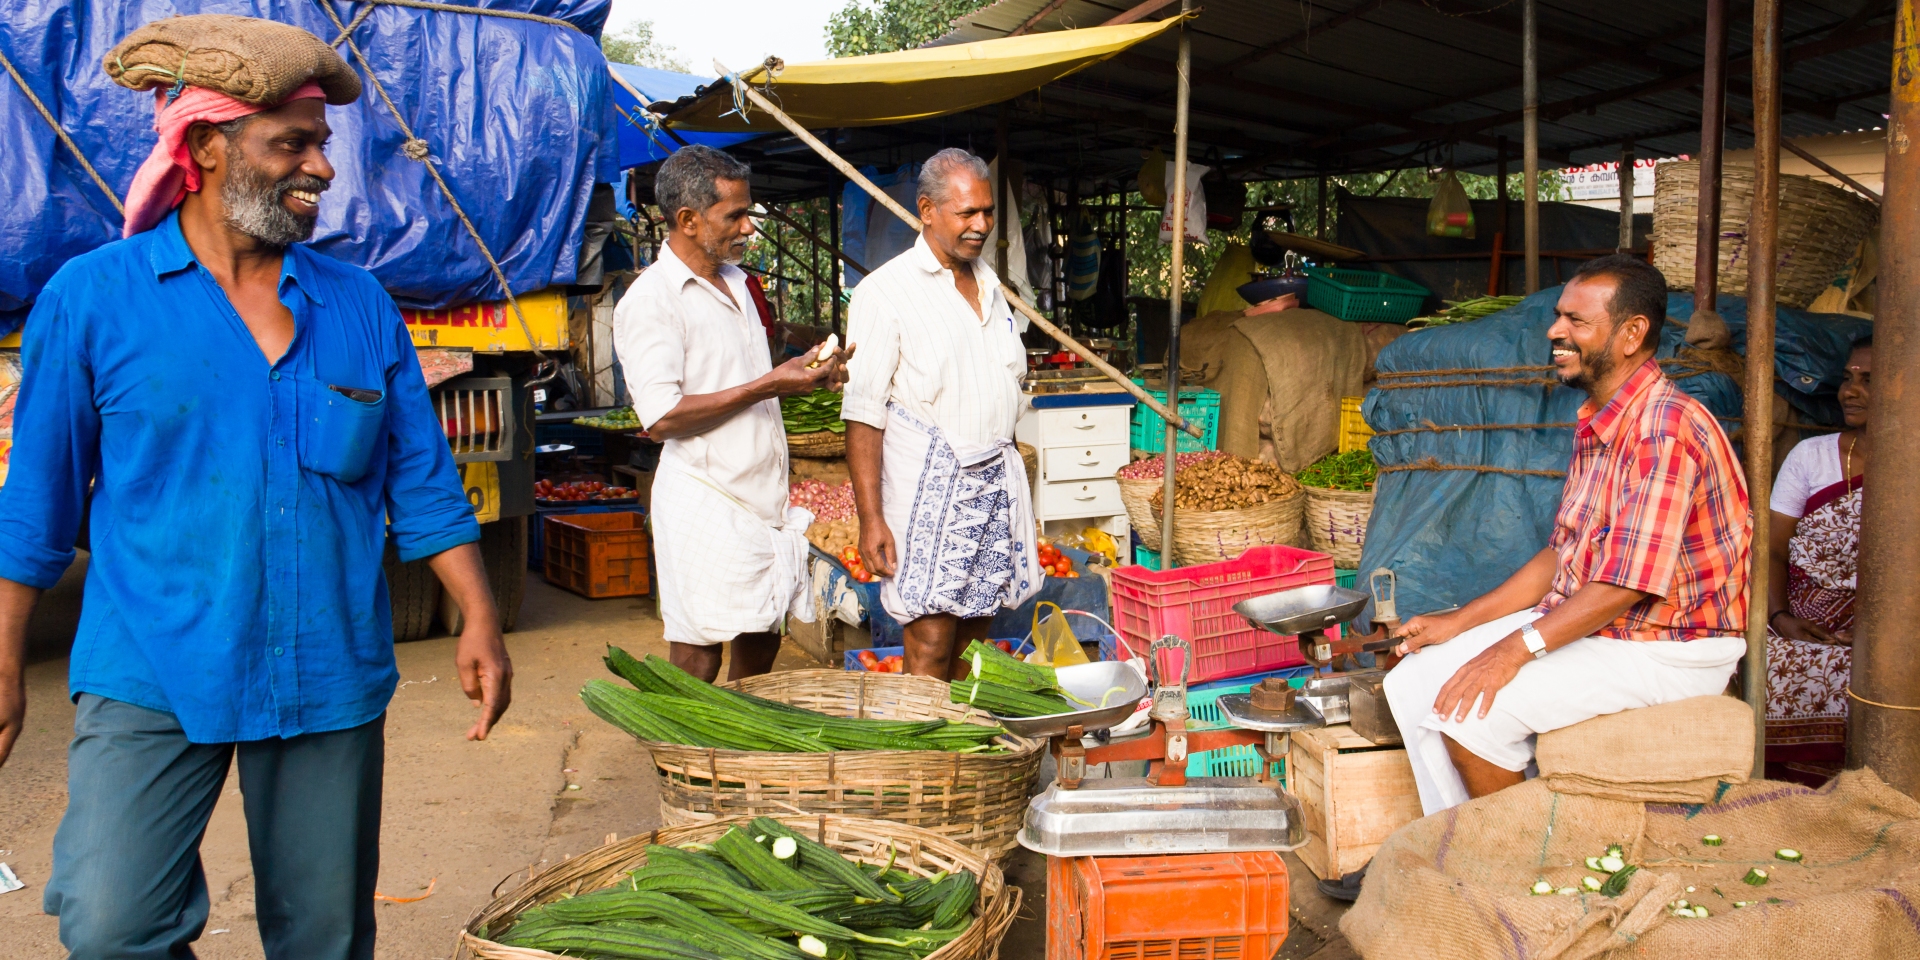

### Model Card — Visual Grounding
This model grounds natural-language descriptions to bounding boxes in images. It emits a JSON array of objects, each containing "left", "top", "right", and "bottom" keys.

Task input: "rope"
[
  {"left": 1376, "top": 365, "right": 1548, "bottom": 378},
  {"left": 1372, "top": 377, "right": 1560, "bottom": 390},
  {"left": 0, "top": 46, "right": 125, "bottom": 215},
  {"left": 329, "top": 4, "right": 379, "bottom": 46},
  {"left": 330, "top": 0, "right": 580, "bottom": 32},
  {"left": 1377, "top": 457, "right": 1567, "bottom": 479},
  {"left": 1846, "top": 685, "right": 1920, "bottom": 711},
  {"left": 1373, "top": 421, "right": 1578, "bottom": 437},
  {"left": 314, "top": 0, "right": 550, "bottom": 370}
]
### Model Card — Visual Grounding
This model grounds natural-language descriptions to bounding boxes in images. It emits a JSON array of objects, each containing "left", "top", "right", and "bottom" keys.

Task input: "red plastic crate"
[
  {"left": 1047, "top": 852, "right": 1290, "bottom": 960},
  {"left": 1111, "top": 544, "right": 1336, "bottom": 683}
]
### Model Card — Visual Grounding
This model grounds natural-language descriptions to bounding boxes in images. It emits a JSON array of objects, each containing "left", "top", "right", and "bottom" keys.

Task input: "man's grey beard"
[
  {"left": 705, "top": 235, "right": 748, "bottom": 266},
  {"left": 221, "top": 144, "right": 325, "bottom": 247}
]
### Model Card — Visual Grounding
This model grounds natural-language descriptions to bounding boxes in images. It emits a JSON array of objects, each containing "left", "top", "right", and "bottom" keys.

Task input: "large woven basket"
[
  {"left": 788, "top": 429, "right": 846, "bottom": 458},
  {"left": 644, "top": 670, "right": 1043, "bottom": 857},
  {"left": 1119, "top": 475, "right": 1163, "bottom": 544},
  {"left": 1017, "top": 441, "right": 1038, "bottom": 492},
  {"left": 1301, "top": 485, "right": 1373, "bottom": 567},
  {"left": 1166, "top": 487, "right": 1306, "bottom": 566},
  {"left": 455, "top": 815, "right": 1020, "bottom": 960},
  {"left": 1650, "top": 160, "right": 1877, "bottom": 309}
]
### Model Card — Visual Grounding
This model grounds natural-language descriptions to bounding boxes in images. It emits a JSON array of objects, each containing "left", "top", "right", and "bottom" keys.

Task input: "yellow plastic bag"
[
  {"left": 1137, "top": 147, "right": 1167, "bottom": 207},
  {"left": 1426, "top": 170, "right": 1476, "bottom": 239},
  {"left": 1079, "top": 526, "right": 1118, "bottom": 565},
  {"left": 1027, "top": 601, "right": 1091, "bottom": 667}
]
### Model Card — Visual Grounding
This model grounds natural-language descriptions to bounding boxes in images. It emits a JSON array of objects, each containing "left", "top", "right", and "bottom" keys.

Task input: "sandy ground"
[{"left": 0, "top": 558, "right": 1355, "bottom": 959}]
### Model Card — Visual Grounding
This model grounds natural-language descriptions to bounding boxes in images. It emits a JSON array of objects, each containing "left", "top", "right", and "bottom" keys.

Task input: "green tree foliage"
[
  {"left": 825, "top": 0, "right": 993, "bottom": 57},
  {"left": 602, "top": 19, "right": 690, "bottom": 72}
]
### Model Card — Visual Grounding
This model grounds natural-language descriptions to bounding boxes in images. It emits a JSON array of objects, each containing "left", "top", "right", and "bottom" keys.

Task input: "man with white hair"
[
  {"left": 843, "top": 148, "right": 1039, "bottom": 679},
  {"left": 616, "top": 145, "right": 844, "bottom": 682}
]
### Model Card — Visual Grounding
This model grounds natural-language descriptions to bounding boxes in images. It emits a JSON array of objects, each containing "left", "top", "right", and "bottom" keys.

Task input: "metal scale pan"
[
  {"left": 985, "top": 661, "right": 1149, "bottom": 739},
  {"left": 1232, "top": 584, "right": 1370, "bottom": 638}
]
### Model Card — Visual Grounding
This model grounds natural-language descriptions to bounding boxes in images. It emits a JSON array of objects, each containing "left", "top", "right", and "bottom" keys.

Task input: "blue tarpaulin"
[
  {"left": 1353, "top": 289, "right": 1871, "bottom": 626},
  {"left": 1, "top": 0, "right": 617, "bottom": 331},
  {"left": 607, "top": 62, "right": 757, "bottom": 171}
]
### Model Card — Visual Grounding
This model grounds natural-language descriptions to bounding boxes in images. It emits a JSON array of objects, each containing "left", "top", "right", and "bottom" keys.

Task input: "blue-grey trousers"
[{"left": 43, "top": 694, "right": 383, "bottom": 960}]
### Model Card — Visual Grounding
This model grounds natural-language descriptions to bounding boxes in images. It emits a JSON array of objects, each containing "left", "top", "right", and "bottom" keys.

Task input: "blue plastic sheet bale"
[
  {"left": 607, "top": 62, "right": 758, "bottom": 170},
  {"left": 1, "top": 0, "right": 616, "bottom": 331},
  {"left": 1353, "top": 287, "right": 1870, "bottom": 626}
]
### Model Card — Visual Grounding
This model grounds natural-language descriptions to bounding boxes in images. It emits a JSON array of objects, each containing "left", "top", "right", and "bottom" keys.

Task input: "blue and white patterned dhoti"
[{"left": 878, "top": 402, "right": 1041, "bottom": 623}]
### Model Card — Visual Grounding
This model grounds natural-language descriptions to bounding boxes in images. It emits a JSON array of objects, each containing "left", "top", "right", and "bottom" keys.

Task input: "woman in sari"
[{"left": 1765, "top": 337, "right": 1870, "bottom": 786}]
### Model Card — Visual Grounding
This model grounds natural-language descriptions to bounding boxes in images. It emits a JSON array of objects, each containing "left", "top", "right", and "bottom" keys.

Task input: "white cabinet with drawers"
[{"left": 1016, "top": 396, "right": 1134, "bottom": 540}]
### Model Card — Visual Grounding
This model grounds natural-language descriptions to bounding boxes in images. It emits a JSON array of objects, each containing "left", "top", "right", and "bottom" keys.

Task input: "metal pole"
[
  {"left": 1522, "top": 0, "right": 1540, "bottom": 293},
  {"left": 1743, "top": 0, "right": 1780, "bottom": 777},
  {"left": 1618, "top": 139, "right": 1635, "bottom": 251},
  {"left": 997, "top": 105, "right": 1012, "bottom": 281},
  {"left": 1695, "top": 0, "right": 1729, "bottom": 316},
  {"left": 830, "top": 183, "right": 843, "bottom": 336},
  {"left": 1851, "top": 0, "right": 1920, "bottom": 795},
  {"left": 1492, "top": 137, "right": 1509, "bottom": 295},
  {"left": 1316, "top": 170, "right": 1329, "bottom": 240},
  {"left": 1161, "top": 0, "right": 1193, "bottom": 565},
  {"left": 713, "top": 61, "right": 1202, "bottom": 437},
  {"left": 811, "top": 201, "right": 822, "bottom": 327}
]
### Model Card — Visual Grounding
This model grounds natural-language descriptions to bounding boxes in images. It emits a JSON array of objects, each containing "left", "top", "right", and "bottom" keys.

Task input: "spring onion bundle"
[
  {"left": 1407, "top": 295, "right": 1525, "bottom": 329},
  {"left": 583, "top": 647, "right": 1006, "bottom": 753}
]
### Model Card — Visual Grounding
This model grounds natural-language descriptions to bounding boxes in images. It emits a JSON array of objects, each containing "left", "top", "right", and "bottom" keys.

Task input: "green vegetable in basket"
[
  {"left": 783, "top": 389, "right": 847, "bottom": 435},
  {"left": 1295, "top": 449, "right": 1377, "bottom": 492},
  {"left": 573, "top": 405, "right": 644, "bottom": 430},
  {"left": 1407, "top": 295, "right": 1525, "bottom": 329}
]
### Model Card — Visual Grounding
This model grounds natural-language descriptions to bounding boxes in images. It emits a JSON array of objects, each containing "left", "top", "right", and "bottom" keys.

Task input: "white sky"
[{"left": 606, "top": 0, "right": 846, "bottom": 77}]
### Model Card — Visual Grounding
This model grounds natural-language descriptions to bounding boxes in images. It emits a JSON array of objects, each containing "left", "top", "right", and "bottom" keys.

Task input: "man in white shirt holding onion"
[
  {"left": 842, "top": 148, "right": 1041, "bottom": 679},
  {"left": 615, "top": 145, "right": 847, "bottom": 682}
]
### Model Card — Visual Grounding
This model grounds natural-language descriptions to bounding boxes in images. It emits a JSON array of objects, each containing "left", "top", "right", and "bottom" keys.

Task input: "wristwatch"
[{"left": 1519, "top": 623, "right": 1549, "bottom": 659}]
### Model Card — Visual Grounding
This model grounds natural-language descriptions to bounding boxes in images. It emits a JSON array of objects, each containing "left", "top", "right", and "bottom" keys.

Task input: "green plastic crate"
[
  {"left": 1132, "top": 543, "right": 1165, "bottom": 570},
  {"left": 1129, "top": 381, "right": 1220, "bottom": 454},
  {"left": 1336, "top": 568, "right": 1357, "bottom": 589},
  {"left": 1304, "top": 267, "right": 1430, "bottom": 324},
  {"left": 1187, "top": 676, "right": 1309, "bottom": 730},
  {"left": 1190, "top": 744, "right": 1284, "bottom": 780}
]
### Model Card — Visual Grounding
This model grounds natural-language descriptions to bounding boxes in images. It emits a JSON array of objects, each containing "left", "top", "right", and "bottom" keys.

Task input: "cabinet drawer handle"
[
  {"left": 1074, "top": 494, "right": 1097, "bottom": 501},
  {"left": 1072, "top": 422, "right": 1096, "bottom": 429},
  {"left": 1077, "top": 460, "right": 1101, "bottom": 466}
]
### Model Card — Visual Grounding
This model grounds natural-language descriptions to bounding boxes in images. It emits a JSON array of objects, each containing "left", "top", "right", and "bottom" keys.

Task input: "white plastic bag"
[{"left": 1158, "top": 161, "right": 1210, "bottom": 244}]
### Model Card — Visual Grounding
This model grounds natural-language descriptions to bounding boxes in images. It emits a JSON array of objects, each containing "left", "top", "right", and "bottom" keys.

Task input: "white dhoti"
[
  {"left": 650, "top": 465, "right": 814, "bottom": 645},
  {"left": 1383, "top": 609, "right": 1746, "bottom": 815},
  {"left": 877, "top": 403, "right": 1041, "bottom": 624}
]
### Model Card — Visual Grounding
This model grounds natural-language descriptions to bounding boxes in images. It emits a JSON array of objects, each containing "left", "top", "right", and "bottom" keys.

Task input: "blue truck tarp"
[
  {"left": 1353, "top": 288, "right": 1871, "bottom": 627},
  {"left": 608, "top": 62, "right": 757, "bottom": 172},
  {"left": 1, "top": 0, "right": 617, "bottom": 331}
]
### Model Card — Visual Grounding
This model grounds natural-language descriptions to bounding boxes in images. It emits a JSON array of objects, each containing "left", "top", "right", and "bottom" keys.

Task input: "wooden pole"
[
  {"left": 997, "top": 105, "right": 1012, "bottom": 281},
  {"left": 1161, "top": 0, "right": 1194, "bottom": 565},
  {"left": 1696, "top": 0, "right": 1729, "bottom": 317},
  {"left": 1618, "top": 139, "right": 1635, "bottom": 251},
  {"left": 1743, "top": 0, "right": 1781, "bottom": 776},
  {"left": 713, "top": 61, "right": 1202, "bottom": 438},
  {"left": 1522, "top": 0, "right": 1540, "bottom": 293},
  {"left": 1316, "top": 169, "right": 1330, "bottom": 239},
  {"left": 830, "top": 179, "right": 843, "bottom": 336},
  {"left": 1851, "top": 0, "right": 1920, "bottom": 795},
  {"left": 1491, "top": 136, "right": 1509, "bottom": 295}
]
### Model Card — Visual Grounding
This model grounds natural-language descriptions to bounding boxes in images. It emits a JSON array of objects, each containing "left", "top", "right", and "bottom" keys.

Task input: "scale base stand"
[{"left": 1018, "top": 777, "right": 1307, "bottom": 858}]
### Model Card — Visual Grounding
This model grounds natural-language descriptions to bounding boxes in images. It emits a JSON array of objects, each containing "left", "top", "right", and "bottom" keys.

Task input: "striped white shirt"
[{"left": 841, "top": 234, "right": 1027, "bottom": 447}]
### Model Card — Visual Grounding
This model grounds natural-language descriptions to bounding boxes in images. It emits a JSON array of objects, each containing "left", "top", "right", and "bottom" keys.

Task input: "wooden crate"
[
  {"left": 1284, "top": 723, "right": 1422, "bottom": 882},
  {"left": 543, "top": 512, "right": 650, "bottom": 598}
]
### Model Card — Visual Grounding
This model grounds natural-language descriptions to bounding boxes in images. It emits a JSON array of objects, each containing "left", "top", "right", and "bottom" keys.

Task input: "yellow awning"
[{"left": 662, "top": 19, "right": 1183, "bottom": 132}]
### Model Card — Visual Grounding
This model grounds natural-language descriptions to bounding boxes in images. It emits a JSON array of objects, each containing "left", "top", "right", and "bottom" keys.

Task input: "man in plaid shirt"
[{"left": 1382, "top": 254, "right": 1751, "bottom": 819}]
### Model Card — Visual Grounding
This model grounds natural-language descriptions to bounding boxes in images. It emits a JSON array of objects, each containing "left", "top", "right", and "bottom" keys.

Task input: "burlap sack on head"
[
  {"left": 105, "top": 14, "right": 361, "bottom": 106},
  {"left": 1534, "top": 695, "right": 1752, "bottom": 804},
  {"left": 1342, "top": 770, "right": 1920, "bottom": 960}
]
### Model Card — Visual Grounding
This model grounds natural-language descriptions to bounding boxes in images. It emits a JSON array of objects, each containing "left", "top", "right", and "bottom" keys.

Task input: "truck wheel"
[
  {"left": 438, "top": 517, "right": 527, "bottom": 635},
  {"left": 386, "top": 549, "right": 442, "bottom": 643}
]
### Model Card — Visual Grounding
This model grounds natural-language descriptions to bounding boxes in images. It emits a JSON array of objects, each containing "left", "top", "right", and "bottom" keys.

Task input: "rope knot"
[{"left": 403, "top": 137, "right": 431, "bottom": 161}]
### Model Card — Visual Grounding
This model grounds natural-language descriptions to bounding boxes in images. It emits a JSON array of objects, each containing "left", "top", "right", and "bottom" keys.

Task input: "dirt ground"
[{"left": 0, "top": 558, "right": 1355, "bottom": 959}]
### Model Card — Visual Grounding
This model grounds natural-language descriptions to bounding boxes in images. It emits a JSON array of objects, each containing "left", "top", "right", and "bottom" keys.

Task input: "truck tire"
[
  {"left": 386, "top": 549, "right": 442, "bottom": 643},
  {"left": 437, "top": 517, "right": 527, "bottom": 635}
]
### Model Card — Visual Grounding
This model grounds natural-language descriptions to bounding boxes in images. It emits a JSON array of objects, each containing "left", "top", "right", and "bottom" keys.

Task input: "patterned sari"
[{"left": 1764, "top": 475, "right": 1858, "bottom": 784}]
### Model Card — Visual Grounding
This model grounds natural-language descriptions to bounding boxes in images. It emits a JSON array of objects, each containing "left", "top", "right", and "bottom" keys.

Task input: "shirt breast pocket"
[{"left": 297, "top": 376, "right": 387, "bottom": 484}]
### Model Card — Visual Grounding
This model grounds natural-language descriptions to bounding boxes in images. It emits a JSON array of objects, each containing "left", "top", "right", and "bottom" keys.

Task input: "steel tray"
[
  {"left": 1233, "top": 584, "right": 1370, "bottom": 636},
  {"left": 1020, "top": 778, "right": 1307, "bottom": 857},
  {"left": 984, "top": 661, "right": 1148, "bottom": 738}
]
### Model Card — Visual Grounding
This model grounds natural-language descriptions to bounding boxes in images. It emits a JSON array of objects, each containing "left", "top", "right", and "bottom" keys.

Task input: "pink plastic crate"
[{"left": 1111, "top": 545, "right": 1337, "bottom": 684}]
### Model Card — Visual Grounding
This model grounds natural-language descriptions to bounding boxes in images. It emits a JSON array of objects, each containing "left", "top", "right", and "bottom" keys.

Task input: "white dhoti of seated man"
[{"left": 1379, "top": 256, "right": 1754, "bottom": 832}]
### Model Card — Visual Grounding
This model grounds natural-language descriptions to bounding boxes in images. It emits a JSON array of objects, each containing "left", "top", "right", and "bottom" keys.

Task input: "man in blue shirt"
[{"left": 0, "top": 17, "right": 513, "bottom": 959}]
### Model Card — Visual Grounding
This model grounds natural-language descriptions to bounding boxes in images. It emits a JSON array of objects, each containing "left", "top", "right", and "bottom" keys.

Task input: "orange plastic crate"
[
  {"left": 543, "top": 512, "right": 650, "bottom": 598},
  {"left": 1048, "top": 852, "right": 1290, "bottom": 960}
]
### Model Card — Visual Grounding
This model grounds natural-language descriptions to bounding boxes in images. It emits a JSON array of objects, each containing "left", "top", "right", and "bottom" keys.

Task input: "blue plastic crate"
[
  {"left": 845, "top": 638, "right": 1036, "bottom": 671},
  {"left": 1129, "top": 381, "right": 1220, "bottom": 454}
]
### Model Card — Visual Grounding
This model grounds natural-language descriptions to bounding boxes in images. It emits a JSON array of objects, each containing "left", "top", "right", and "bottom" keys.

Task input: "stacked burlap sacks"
[{"left": 1343, "top": 696, "right": 1920, "bottom": 960}]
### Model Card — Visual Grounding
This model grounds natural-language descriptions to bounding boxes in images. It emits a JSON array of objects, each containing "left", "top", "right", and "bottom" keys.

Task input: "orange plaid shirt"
[{"left": 1538, "top": 359, "right": 1751, "bottom": 640}]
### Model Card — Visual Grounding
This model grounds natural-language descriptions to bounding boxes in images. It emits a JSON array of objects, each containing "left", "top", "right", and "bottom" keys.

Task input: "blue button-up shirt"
[{"left": 0, "top": 213, "right": 479, "bottom": 742}]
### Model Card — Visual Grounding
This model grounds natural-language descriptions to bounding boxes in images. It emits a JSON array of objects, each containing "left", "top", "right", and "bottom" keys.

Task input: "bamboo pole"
[
  {"left": 1522, "top": 0, "right": 1540, "bottom": 293},
  {"left": 1744, "top": 0, "right": 1781, "bottom": 776},
  {"left": 715, "top": 60, "right": 1203, "bottom": 439},
  {"left": 1160, "top": 3, "right": 1193, "bottom": 564}
]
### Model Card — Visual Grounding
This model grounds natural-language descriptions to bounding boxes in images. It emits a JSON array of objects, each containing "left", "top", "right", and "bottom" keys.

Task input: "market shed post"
[
  {"left": 1743, "top": 0, "right": 1781, "bottom": 777},
  {"left": 1692, "top": 0, "right": 1730, "bottom": 339},
  {"left": 1852, "top": 0, "right": 1920, "bottom": 795},
  {"left": 1159, "top": 0, "right": 1193, "bottom": 565}
]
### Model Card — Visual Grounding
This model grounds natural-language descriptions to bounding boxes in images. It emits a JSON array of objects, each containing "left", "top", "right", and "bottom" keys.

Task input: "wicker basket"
[
  {"left": 643, "top": 670, "right": 1043, "bottom": 857},
  {"left": 787, "top": 429, "right": 847, "bottom": 458},
  {"left": 455, "top": 815, "right": 1021, "bottom": 960},
  {"left": 1119, "top": 475, "right": 1163, "bottom": 544},
  {"left": 1166, "top": 487, "right": 1306, "bottom": 566},
  {"left": 1017, "top": 441, "right": 1038, "bottom": 492},
  {"left": 1301, "top": 485, "right": 1373, "bottom": 567},
  {"left": 1650, "top": 160, "right": 1877, "bottom": 309}
]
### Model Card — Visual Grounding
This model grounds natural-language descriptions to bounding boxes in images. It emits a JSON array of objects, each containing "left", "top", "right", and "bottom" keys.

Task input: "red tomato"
[
  {"left": 995, "top": 640, "right": 1013, "bottom": 653},
  {"left": 857, "top": 650, "right": 880, "bottom": 669}
]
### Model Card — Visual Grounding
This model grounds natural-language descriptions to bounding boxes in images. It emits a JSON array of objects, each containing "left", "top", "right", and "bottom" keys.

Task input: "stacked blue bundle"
[{"left": 1, "top": 0, "right": 618, "bottom": 331}]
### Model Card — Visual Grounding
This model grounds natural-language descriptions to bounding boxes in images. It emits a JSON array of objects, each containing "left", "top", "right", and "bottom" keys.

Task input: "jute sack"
[
  {"left": 105, "top": 14, "right": 362, "bottom": 105},
  {"left": 1534, "top": 695, "right": 1752, "bottom": 804},
  {"left": 1343, "top": 769, "right": 1920, "bottom": 960}
]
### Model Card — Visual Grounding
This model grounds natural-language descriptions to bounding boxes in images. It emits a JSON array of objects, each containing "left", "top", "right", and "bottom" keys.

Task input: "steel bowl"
[{"left": 984, "top": 660, "right": 1149, "bottom": 738}]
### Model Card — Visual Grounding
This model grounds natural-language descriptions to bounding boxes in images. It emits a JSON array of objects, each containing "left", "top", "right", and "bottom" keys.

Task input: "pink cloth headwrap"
[{"left": 121, "top": 80, "right": 326, "bottom": 238}]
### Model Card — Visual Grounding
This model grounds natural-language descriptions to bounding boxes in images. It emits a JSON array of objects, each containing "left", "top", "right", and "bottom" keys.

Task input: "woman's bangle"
[{"left": 1768, "top": 609, "right": 1790, "bottom": 629}]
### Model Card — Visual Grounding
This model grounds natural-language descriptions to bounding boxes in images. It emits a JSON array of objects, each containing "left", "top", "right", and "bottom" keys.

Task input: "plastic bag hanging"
[
  {"left": 1028, "top": 601, "right": 1091, "bottom": 667},
  {"left": 1426, "top": 170, "right": 1476, "bottom": 239}
]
